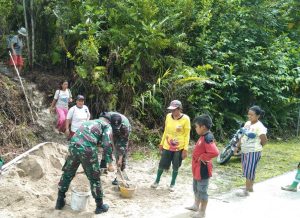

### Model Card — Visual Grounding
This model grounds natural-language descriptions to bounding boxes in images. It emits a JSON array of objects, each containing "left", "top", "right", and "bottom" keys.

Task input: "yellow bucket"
[{"left": 119, "top": 183, "right": 137, "bottom": 198}]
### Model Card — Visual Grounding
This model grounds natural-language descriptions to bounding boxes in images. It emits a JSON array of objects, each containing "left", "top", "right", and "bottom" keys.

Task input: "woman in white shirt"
[
  {"left": 65, "top": 95, "right": 90, "bottom": 140},
  {"left": 236, "top": 105, "right": 268, "bottom": 197},
  {"left": 50, "top": 80, "right": 72, "bottom": 133}
]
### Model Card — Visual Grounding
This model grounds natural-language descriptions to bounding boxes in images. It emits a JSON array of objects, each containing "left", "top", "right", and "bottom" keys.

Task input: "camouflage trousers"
[{"left": 58, "top": 143, "right": 103, "bottom": 200}]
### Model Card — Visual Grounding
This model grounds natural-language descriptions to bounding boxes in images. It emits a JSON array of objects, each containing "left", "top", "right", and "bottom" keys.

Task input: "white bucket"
[{"left": 70, "top": 187, "right": 91, "bottom": 211}]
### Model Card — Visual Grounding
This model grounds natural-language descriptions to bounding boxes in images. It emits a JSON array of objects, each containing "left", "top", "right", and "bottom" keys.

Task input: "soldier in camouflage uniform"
[
  {"left": 99, "top": 112, "right": 131, "bottom": 185},
  {"left": 55, "top": 119, "right": 113, "bottom": 214}
]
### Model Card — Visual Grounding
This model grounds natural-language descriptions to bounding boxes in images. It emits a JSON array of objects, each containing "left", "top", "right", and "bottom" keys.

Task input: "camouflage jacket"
[
  {"left": 71, "top": 119, "right": 113, "bottom": 162},
  {"left": 99, "top": 112, "right": 131, "bottom": 155}
]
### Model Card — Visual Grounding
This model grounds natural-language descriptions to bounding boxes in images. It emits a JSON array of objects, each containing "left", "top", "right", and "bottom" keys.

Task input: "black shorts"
[{"left": 158, "top": 149, "right": 183, "bottom": 171}]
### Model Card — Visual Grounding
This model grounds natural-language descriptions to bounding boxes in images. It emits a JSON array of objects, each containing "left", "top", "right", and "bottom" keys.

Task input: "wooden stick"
[
  {"left": 9, "top": 51, "right": 35, "bottom": 123},
  {"left": 117, "top": 167, "right": 129, "bottom": 188}
]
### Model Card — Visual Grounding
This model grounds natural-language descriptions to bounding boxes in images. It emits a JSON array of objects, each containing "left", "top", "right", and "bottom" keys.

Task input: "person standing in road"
[
  {"left": 281, "top": 162, "right": 300, "bottom": 192},
  {"left": 185, "top": 114, "right": 219, "bottom": 218},
  {"left": 236, "top": 105, "right": 268, "bottom": 197},
  {"left": 151, "top": 100, "right": 191, "bottom": 192}
]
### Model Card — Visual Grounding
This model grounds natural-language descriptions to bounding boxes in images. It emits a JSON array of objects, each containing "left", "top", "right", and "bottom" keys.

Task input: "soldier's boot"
[
  {"left": 112, "top": 177, "right": 119, "bottom": 185},
  {"left": 95, "top": 198, "right": 109, "bottom": 214},
  {"left": 55, "top": 191, "right": 66, "bottom": 210}
]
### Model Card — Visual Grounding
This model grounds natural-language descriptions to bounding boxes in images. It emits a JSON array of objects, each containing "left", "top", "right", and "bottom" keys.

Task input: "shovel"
[
  {"left": 120, "top": 169, "right": 130, "bottom": 181},
  {"left": 117, "top": 167, "right": 130, "bottom": 188}
]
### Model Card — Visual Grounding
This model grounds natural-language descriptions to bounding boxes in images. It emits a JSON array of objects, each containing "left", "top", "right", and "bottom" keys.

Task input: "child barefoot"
[{"left": 186, "top": 114, "right": 219, "bottom": 218}]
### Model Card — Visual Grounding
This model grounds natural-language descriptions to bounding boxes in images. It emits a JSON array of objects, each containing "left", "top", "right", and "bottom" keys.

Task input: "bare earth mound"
[{"left": 0, "top": 142, "right": 206, "bottom": 218}]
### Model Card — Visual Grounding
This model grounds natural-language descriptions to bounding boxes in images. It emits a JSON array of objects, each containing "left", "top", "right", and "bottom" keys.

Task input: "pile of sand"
[
  {"left": 1, "top": 143, "right": 61, "bottom": 217},
  {"left": 0, "top": 142, "right": 99, "bottom": 218},
  {"left": 0, "top": 142, "right": 200, "bottom": 218}
]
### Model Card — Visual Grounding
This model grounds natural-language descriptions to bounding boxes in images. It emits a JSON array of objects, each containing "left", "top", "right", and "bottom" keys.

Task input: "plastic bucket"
[
  {"left": 70, "top": 187, "right": 90, "bottom": 211},
  {"left": 119, "top": 183, "right": 137, "bottom": 198}
]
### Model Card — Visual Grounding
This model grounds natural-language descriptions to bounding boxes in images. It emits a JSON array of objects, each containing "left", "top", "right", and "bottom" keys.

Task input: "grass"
[
  {"left": 256, "top": 139, "right": 300, "bottom": 180},
  {"left": 129, "top": 148, "right": 159, "bottom": 161}
]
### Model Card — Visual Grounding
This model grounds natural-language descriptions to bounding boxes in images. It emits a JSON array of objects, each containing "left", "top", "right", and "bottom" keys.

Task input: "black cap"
[
  {"left": 76, "top": 95, "right": 85, "bottom": 100},
  {"left": 111, "top": 114, "right": 122, "bottom": 129}
]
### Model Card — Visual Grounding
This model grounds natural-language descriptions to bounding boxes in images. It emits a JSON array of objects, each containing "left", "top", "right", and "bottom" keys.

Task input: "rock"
[
  {"left": 17, "top": 169, "right": 26, "bottom": 177},
  {"left": 49, "top": 155, "right": 63, "bottom": 169},
  {"left": 17, "top": 156, "right": 44, "bottom": 180}
]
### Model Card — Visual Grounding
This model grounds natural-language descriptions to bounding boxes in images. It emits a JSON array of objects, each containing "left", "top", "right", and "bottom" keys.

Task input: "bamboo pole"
[
  {"left": 30, "top": 0, "right": 34, "bottom": 67},
  {"left": 22, "top": 0, "right": 31, "bottom": 67},
  {"left": 297, "top": 104, "right": 300, "bottom": 137}
]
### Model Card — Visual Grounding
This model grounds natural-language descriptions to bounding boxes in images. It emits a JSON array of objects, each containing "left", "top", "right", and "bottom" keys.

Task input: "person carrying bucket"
[
  {"left": 99, "top": 111, "right": 131, "bottom": 185},
  {"left": 55, "top": 119, "right": 113, "bottom": 214}
]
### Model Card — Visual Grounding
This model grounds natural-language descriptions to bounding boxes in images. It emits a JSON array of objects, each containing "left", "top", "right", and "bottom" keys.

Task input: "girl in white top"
[
  {"left": 236, "top": 105, "right": 268, "bottom": 197},
  {"left": 65, "top": 95, "right": 90, "bottom": 140},
  {"left": 50, "top": 80, "right": 72, "bottom": 133}
]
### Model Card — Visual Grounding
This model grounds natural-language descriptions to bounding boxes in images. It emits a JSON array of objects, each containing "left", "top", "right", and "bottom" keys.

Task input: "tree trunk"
[
  {"left": 22, "top": 0, "right": 31, "bottom": 69},
  {"left": 30, "top": 0, "right": 34, "bottom": 67}
]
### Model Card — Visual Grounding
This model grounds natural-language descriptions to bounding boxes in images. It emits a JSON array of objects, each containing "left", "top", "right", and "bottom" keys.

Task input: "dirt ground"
[{"left": 0, "top": 142, "right": 223, "bottom": 218}]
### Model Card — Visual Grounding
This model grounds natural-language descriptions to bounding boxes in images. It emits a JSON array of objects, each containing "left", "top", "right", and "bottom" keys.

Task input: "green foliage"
[
  {"left": 75, "top": 36, "right": 99, "bottom": 69},
  {"left": 130, "top": 122, "right": 161, "bottom": 149},
  {"left": 132, "top": 65, "right": 209, "bottom": 126},
  {"left": 2, "top": 0, "right": 300, "bottom": 141},
  {"left": 0, "top": 0, "right": 13, "bottom": 27}
]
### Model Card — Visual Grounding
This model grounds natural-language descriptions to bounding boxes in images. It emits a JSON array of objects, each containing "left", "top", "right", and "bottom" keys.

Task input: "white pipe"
[{"left": 0, "top": 142, "right": 53, "bottom": 174}]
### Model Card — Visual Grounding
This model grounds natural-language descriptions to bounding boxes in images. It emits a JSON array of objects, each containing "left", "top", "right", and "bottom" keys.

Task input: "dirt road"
[{"left": 0, "top": 143, "right": 298, "bottom": 218}]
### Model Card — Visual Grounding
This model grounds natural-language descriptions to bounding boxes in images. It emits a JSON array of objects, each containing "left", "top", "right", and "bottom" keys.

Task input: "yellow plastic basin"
[{"left": 119, "top": 183, "right": 137, "bottom": 198}]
